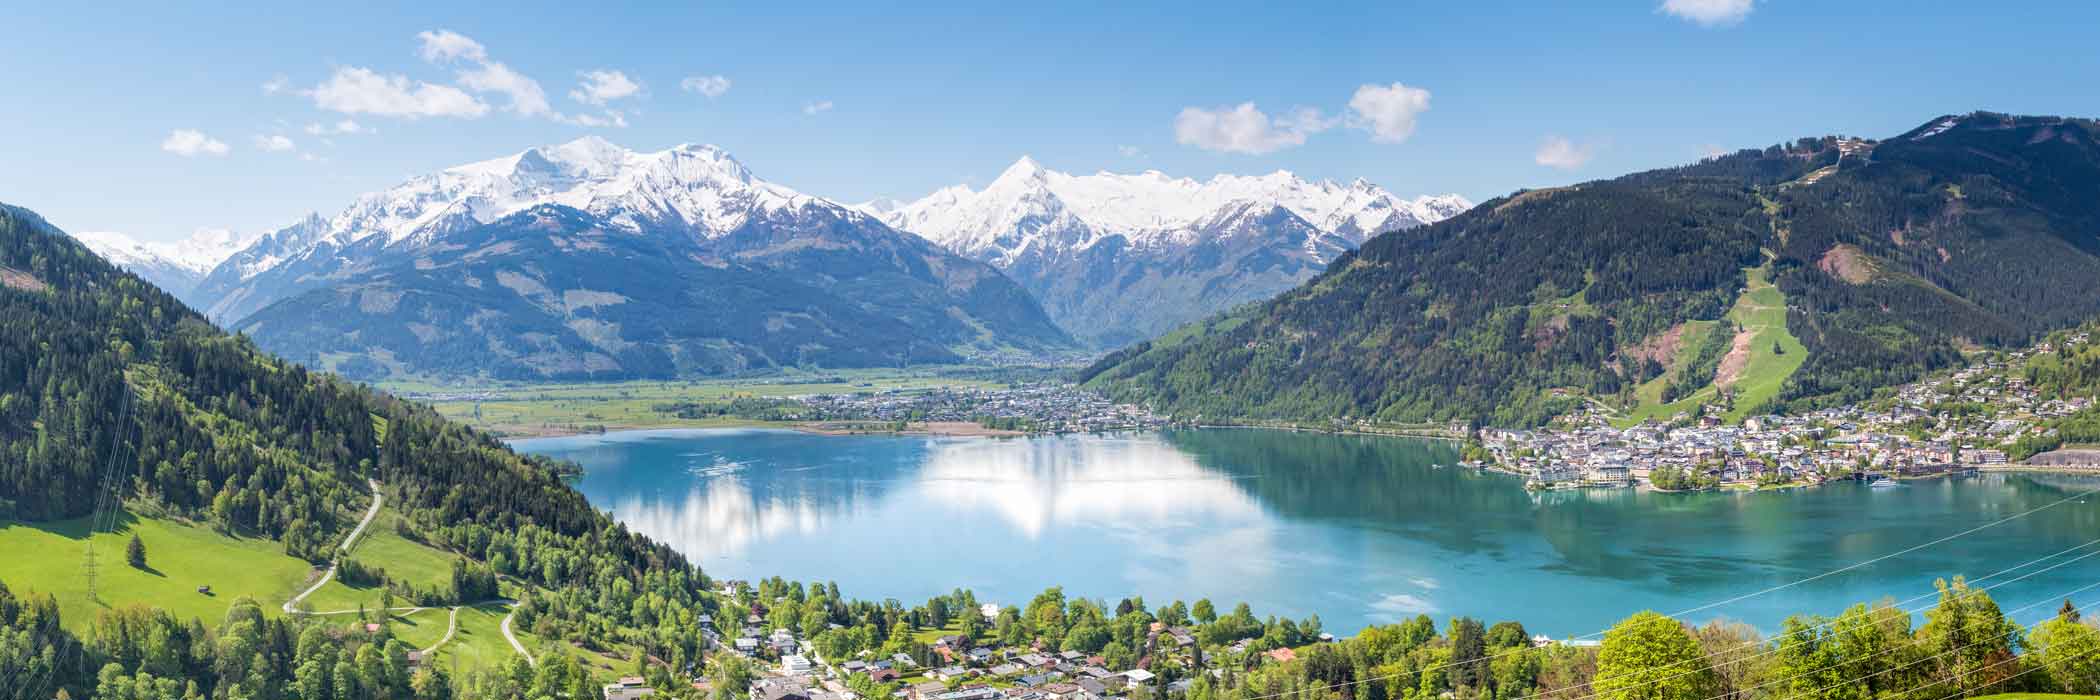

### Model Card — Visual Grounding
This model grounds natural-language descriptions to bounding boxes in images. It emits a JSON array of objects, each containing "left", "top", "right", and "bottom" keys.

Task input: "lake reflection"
[{"left": 515, "top": 428, "right": 2100, "bottom": 636}]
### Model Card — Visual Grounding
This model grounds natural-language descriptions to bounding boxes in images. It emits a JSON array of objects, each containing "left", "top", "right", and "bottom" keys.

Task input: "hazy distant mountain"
[
  {"left": 69, "top": 227, "right": 257, "bottom": 307},
  {"left": 866, "top": 157, "right": 1469, "bottom": 346},
  {"left": 208, "top": 137, "right": 1074, "bottom": 380}
]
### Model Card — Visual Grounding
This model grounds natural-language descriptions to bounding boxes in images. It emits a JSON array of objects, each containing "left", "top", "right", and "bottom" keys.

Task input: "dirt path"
[
  {"left": 1713, "top": 329, "right": 1756, "bottom": 389},
  {"left": 502, "top": 604, "right": 535, "bottom": 667},
  {"left": 422, "top": 606, "right": 462, "bottom": 654},
  {"left": 283, "top": 479, "right": 383, "bottom": 614}
]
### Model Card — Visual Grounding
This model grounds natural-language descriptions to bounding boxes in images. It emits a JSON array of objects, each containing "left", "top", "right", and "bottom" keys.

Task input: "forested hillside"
[
  {"left": 0, "top": 203, "right": 715, "bottom": 698},
  {"left": 1087, "top": 113, "right": 2100, "bottom": 426}
]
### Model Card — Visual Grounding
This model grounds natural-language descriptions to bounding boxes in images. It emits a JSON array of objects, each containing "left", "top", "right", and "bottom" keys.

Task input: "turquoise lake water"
[{"left": 512, "top": 428, "right": 2100, "bottom": 636}]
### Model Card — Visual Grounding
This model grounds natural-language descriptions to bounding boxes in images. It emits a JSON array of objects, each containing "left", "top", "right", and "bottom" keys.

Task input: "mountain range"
[
  {"left": 1085, "top": 113, "right": 2100, "bottom": 427},
  {"left": 69, "top": 227, "right": 257, "bottom": 307},
  {"left": 862, "top": 158, "right": 1469, "bottom": 346},
  {"left": 197, "top": 138, "right": 1075, "bottom": 380},
  {"left": 71, "top": 137, "right": 1467, "bottom": 379}
]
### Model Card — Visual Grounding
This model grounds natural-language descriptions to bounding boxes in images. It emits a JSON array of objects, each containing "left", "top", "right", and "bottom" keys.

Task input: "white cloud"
[
  {"left": 414, "top": 29, "right": 487, "bottom": 62},
  {"left": 803, "top": 100, "right": 834, "bottom": 115},
  {"left": 1347, "top": 82, "right": 1432, "bottom": 143},
  {"left": 1700, "top": 143, "right": 1730, "bottom": 160},
  {"left": 1660, "top": 0, "right": 1754, "bottom": 26},
  {"left": 1117, "top": 145, "right": 1143, "bottom": 158},
  {"left": 1534, "top": 135, "right": 1595, "bottom": 170},
  {"left": 161, "top": 129, "right": 230, "bottom": 157},
  {"left": 571, "top": 70, "right": 643, "bottom": 106},
  {"left": 253, "top": 134, "right": 296, "bottom": 152},
  {"left": 561, "top": 111, "right": 630, "bottom": 128},
  {"left": 681, "top": 74, "right": 732, "bottom": 98},
  {"left": 261, "top": 74, "right": 289, "bottom": 95},
  {"left": 415, "top": 29, "right": 551, "bottom": 117},
  {"left": 305, "top": 119, "right": 371, "bottom": 136},
  {"left": 309, "top": 66, "right": 490, "bottom": 119},
  {"left": 1172, "top": 102, "right": 1332, "bottom": 155},
  {"left": 454, "top": 60, "right": 551, "bottom": 117}
]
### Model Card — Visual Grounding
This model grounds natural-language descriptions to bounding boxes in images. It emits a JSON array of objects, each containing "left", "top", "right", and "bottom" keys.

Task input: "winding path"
[
  {"left": 422, "top": 606, "right": 461, "bottom": 655},
  {"left": 501, "top": 604, "right": 535, "bottom": 668},
  {"left": 283, "top": 479, "right": 383, "bottom": 614}
]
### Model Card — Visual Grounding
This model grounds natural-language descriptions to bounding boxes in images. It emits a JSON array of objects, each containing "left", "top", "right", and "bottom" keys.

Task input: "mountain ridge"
[
  {"left": 193, "top": 138, "right": 1076, "bottom": 380},
  {"left": 1086, "top": 112, "right": 2100, "bottom": 426},
  {"left": 868, "top": 158, "right": 1470, "bottom": 346}
]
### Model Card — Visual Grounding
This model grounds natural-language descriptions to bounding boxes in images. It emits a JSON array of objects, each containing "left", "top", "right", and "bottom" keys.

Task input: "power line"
[
  {"left": 1491, "top": 537, "right": 2100, "bottom": 700},
  {"left": 1222, "top": 478, "right": 2100, "bottom": 700}
]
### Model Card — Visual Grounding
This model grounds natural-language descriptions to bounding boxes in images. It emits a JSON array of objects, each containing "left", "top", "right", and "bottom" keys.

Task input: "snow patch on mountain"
[
  {"left": 73, "top": 227, "right": 259, "bottom": 276},
  {"left": 310, "top": 135, "right": 825, "bottom": 251},
  {"left": 865, "top": 157, "right": 1472, "bottom": 265}
]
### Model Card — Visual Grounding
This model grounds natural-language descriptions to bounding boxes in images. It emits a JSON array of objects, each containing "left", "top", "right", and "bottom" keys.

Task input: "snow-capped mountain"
[
  {"left": 199, "top": 137, "right": 1074, "bottom": 380},
  {"left": 867, "top": 157, "right": 1471, "bottom": 346},
  {"left": 197, "top": 136, "right": 855, "bottom": 323},
  {"left": 70, "top": 227, "right": 259, "bottom": 306}
]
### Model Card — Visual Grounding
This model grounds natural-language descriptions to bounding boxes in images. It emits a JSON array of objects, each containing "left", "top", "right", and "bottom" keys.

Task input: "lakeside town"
[{"left": 1475, "top": 332, "right": 2100, "bottom": 490}]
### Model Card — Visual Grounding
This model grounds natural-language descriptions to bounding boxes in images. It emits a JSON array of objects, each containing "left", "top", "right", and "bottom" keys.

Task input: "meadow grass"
[{"left": 0, "top": 511, "right": 317, "bottom": 630}]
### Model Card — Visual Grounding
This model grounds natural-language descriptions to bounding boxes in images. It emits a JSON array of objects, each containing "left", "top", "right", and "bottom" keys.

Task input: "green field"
[
  {"left": 1716, "top": 266, "right": 1809, "bottom": 421},
  {"left": 0, "top": 511, "right": 318, "bottom": 630},
  {"left": 377, "top": 369, "right": 1003, "bottom": 436},
  {"left": 301, "top": 509, "right": 464, "bottom": 612},
  {"left": 428, "top": 603, "right": 519, "bottom": 673},
  {"left": 1616, "top": 266, "right": 1805, "bottom": 426}
]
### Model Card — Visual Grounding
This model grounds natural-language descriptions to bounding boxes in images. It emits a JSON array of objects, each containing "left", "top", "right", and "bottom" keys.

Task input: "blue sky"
[{"left": 4, "top": 1, "right": 2097, "bottom": 243}]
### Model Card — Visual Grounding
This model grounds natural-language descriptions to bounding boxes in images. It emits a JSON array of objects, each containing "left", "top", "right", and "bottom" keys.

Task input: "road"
[
  {"left": 283, "top": 478, "right": 383, "bottom": 614},
  {"left": 422, "top": 606, "right": 461, "bottom": 655},
  {"left": 501, "top": 603, "right": 535, "bottom": 668}
]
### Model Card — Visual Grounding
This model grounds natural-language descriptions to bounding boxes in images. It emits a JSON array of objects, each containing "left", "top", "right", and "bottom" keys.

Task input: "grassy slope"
[
  {"left": 1619, "top": 320, "right": 1720, "bottom": 425},
  {"left": 1615, "top": 266, "right": 1806, "bottom": 426},
  {"left": 0, "top": 511, "right": 316, "bottom": 630},
  {"left": 1720, "top": 266, "right": 1809, "bottom": 421},
  {"left": 300, "top": 509, "right": 464, "bottom": 612},
  {"left": 429, "top": 603, "right": 516, "bottom": 672}
]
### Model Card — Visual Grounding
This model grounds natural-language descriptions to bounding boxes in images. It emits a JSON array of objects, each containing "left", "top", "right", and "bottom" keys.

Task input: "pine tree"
[{"left": 126, "top": 532, "right": 147, "bottom": 569}]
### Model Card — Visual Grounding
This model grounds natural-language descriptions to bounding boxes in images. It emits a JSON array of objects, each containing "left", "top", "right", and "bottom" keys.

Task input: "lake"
[{"left": 512, "top": 428, "right": 2100, "bottom": 636}]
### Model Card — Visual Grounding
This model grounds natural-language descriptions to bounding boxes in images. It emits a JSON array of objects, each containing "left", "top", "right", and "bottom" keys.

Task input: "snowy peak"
[
  {"left": 310, "top": 137, "right": 806, "bottom": 253},
  {"left": 72, "top": 227, "right": 260, "bottom": 276},
  {"left": 874, "top": 159, "right": 1472, "bottom": 261}
]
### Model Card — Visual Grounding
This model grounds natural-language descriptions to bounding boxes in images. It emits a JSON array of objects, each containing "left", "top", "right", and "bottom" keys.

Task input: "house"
[
  {"left": 756, "top": 680, "right": 814, "bottom": 700},
  {"left": 991, "top": 662, "right": 1024, "bottom": 676},
  {"left": 782, "top": 655, "right": 815, "bottom": 675},
  {"left": 1121, "top": 669, "right": 1156, "bottom": 686},
  {"left": 933, "top": 666, "right": 971, "bottom": 682},
  {"left": 893, "top": 653, "right": 918, "bottom": 668},
  {"left": 910, "top": 682, "right": 947, "bottom": 700},
  {"left": 1264, "top": 648, "right": 1297, "bottom": 664},
  {"left": 866, "top": 669, "right": 901, "bottom": 683},
  {"left": 967, "top": 648, "right": 995, "bottom": 664},
  {"left": 934, "top": 687, "right": 1002, "bottom": 700},
  {"left": 1039, "top": 683, "right": 1081, "bottom": 700},
  {"left": 603, "top": 676, "right": 657, "bottom": 700}
]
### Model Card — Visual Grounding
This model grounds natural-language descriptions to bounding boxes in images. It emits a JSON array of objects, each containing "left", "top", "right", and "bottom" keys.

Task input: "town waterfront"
[{"left": 513, "top": 428, "right": 2100, "bottom": 637}]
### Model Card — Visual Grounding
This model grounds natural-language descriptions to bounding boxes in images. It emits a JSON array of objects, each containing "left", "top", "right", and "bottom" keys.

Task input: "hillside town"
[
  {"left": 1475, "top": 333, "right": 2098, "bottom": 490},
  {"left": 602, "top": 594, "right": 1344, "bottom": 700}
]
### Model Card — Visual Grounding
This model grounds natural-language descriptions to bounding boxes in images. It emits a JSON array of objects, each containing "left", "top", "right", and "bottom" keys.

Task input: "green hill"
[
  {"left": 1087, "top": 113, "right": 2100, "bottom": 426},
  {"left": 0, "top": 202, "right": 716, "bottom": 697}
]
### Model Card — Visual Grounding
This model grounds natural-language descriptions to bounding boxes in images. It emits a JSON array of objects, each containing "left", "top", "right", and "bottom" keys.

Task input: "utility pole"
[{"left": 83, "top": 542, "right": 99, "bottom": 602}]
